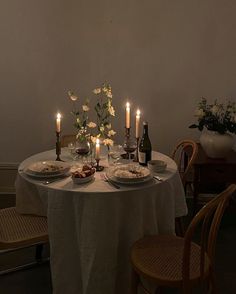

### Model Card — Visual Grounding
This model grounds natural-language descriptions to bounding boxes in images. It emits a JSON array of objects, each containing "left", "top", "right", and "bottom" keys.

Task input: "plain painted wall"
[{"left": 1, "top": 0, "right": 236, "bottom": 163}]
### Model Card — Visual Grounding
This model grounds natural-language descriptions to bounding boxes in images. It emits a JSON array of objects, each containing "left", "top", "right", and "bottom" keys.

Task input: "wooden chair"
[
  {"left": 61, "top": 134, "right": 76, "bottom": 148},
  {"left": 0, "top": 207, "right": 48, "bottom": 274},
  {"left": 130, "top": 184, "right": 236, "bottom": 294},
  {"left": 171, "top": 139, "right": 198, "bottom": 236},
  {"left": 171, "top": 139, "right": 198, "bottom": 190}
]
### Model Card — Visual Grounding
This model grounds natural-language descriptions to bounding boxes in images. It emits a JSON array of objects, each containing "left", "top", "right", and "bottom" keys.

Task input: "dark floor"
[{"left": 0, "top": 195, "right": 235, "bottom": 294}]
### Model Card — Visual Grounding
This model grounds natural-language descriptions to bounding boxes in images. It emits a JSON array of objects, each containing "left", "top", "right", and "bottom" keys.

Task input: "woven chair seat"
[
  {"left": 131, "top": 235, "right": 210, "bottom": 288},
  {"left": 0, "top": 207, "right": 48, "bottom": 250}
]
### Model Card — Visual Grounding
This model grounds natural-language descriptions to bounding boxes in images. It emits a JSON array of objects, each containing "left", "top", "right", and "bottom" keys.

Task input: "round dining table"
[{"left": 15, "top": 148, "right": 187, "bottom": 294}]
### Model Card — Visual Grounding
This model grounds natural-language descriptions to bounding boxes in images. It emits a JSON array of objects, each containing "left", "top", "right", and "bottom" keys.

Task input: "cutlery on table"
[
  {"left": 100, "top": 173, "right": 120, "bottom": 189},
  {"left": 42, "top": 174, "right": 71, "bottom": 185},
  {"left": 153, "top": 175, "right": 163, "bottom": 182}
]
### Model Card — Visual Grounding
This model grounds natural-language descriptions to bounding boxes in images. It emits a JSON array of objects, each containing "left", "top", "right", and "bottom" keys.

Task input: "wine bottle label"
[{"left": 138, "top": 151, "right": 146, "bottom": 164}]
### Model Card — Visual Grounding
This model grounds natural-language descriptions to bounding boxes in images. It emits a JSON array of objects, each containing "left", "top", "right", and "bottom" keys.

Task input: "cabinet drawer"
[{"left": 197, "top": 165, "right": 236, "bottom": 183}]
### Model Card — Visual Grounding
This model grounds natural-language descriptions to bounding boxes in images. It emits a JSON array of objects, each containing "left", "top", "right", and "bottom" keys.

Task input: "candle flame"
[
  {"left": 57, "top": 113, "right": 61, "bottom": 119},
  {"left": 136, "top": 109, "right": 141, "bottom": 116},
  {"left": 126, "top": 102, "right": 130, "bottom": 108},
  {"left": 96, "top": 138, "right": 100, "bottom": 145}
]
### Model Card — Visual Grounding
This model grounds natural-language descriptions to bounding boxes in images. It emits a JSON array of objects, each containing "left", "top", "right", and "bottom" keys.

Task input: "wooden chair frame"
[
  {"left": 171, "top": 139, "right": 198, "bottom": 236},
  {"left": 171, "top": 139, "right": 198, "bottom": 189},
  {"left": 130, "top": 184, "right": 236, "bottom": 294}
]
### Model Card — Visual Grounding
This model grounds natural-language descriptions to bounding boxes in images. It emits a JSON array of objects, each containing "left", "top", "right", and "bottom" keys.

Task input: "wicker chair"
[
  {"left": 130, "top": 184, "right": 236, "bottom": 294},
  {"left": 61, "top": 134, "right": 76, "bottom": 148},
  {"left": 171, "top": 139, "right": 198, "bottom": 236},
  {"left": 0, "top": 207, "right": 48, "bottom": 274}
]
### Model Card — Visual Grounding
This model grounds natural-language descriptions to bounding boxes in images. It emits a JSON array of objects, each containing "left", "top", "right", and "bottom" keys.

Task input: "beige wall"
[{"left": 1, "top": 0, "right": 236, "bottom": 163}]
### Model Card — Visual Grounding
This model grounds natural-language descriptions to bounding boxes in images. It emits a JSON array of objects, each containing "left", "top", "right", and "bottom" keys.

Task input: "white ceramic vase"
[{"left": 200, "top": 130, "right": 234, "bottom": 158}]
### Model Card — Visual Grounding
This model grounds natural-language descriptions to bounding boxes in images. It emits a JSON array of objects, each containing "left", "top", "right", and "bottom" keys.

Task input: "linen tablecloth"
[{"left": 15, "top": 149, "right": 187, "bottom": 294}]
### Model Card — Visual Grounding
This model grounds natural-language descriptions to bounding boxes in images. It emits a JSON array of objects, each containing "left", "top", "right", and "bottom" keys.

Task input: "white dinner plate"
[
  {"left": 106, "top": 164, "right": 152, "bottom": 185},
  {"left": 23, "top": 161, "right": 71, "bottom": 178}
]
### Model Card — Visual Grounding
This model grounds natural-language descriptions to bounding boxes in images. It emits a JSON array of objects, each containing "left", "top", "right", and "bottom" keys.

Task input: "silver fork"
[{"left": 100, "top": 173, "right": 120, "bottom": 189}]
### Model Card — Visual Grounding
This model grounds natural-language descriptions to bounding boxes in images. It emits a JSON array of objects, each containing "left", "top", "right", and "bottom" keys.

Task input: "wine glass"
[
  {"left": 68, "top": 142, "right": 77, "bottom": 160},
  {"left": 108, "top": 144, "right": 123, "bottom": 166},
  {"left": 123, "top": 137, "right": 137, "bottom": 163},
  {"left": 75, "top": 140, "right": 91, "bottom": 165}
]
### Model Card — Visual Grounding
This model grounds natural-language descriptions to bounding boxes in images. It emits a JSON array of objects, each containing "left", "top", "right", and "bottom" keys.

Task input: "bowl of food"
[
  {"left": 147, "top": 160, "right": 167, "bottom": 173},
  {"left": 71, "top": 165, "right": 96, "bottom": 184}
]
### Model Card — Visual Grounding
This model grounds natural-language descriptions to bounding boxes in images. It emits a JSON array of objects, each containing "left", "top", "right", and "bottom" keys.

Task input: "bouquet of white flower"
[
  {"left": 68, "top": 82, "right": 116, "bottom": 147},
  {"left": 189, "top": 97, "right": 236, "bottom": 134},
  {"left": 91, "top": 82, "right": 116, "bottom": 147}
]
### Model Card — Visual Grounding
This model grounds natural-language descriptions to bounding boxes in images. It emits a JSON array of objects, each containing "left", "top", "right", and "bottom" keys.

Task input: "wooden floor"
[{"left": 0, "top": 196, "right": 235, "bottom": 294}]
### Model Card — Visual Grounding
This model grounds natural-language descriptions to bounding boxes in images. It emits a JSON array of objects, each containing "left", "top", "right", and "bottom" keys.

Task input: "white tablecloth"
[{"left": 15, "top": 149, "right": 187, "bottom": 294}]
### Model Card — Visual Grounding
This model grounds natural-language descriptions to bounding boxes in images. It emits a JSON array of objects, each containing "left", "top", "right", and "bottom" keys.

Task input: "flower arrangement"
[
  {"left": 68, "top": 82, "right": 116, "bottom": 146},
  {"left": 91, "top": 82, "right": 116, "bottom": 147},
  {"left": 189, "top": 97, "right": 236, "bottom": 135},
  {"left": 68, "top": 91, "right": 95, "bottom": 142}
]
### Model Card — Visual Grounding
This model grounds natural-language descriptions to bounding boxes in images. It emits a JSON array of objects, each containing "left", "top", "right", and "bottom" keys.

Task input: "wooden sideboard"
[{"left": 192, "top": 144, "right": 236, "bottom": 213}]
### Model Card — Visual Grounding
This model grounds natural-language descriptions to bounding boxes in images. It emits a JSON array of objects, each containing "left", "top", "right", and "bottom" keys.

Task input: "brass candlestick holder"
[
  {"left": 95, "top": 158, "right": 104, "bottom": 172},
  {"left": 56, "top": 131, "right": 63, "bottom": 161},
  {"left": 122, "top": 127, "right": 136, "bottom": 160},
  {"left": 125, "top": 127, "right": 131, "bottom": 138},
  {"left": 133, "top": 137, "right": 139, "bottom": 162}
]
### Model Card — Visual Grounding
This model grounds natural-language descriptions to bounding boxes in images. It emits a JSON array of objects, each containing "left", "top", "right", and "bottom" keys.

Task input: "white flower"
[
  {"left": 108, "top": 130, "right": 116, "bottom": 137},
  {"left": 103, "top": 138, "right": 114, "bottom": 146},
  {"left": 93, "top": 88, "right": 101, "bottom": 94},
  {"left": 82, "top": 105, "right": 89, "bottom": 112},
  {"left": 106, "top": 91, "right": 112, "bottom": 98},
  {"left": 102, "top": 86, "right": 108, "bottom": 93},
  {"left": 100, "top": 126, "right": 105, "bottom": 132},
  {"left": 68, "top": 91, "right": 78, "bottom": 101},
  {"left": 108, "top": 105, "right": 115, "bottom": 116},
  {"left": 211, "top": 105, "right": 220, "bottom": 115},
  {"left": 106, "top": 123, "right": 111, "bottom": 129},
  {"left": 87, "top": 122, "right": 97, "bottom": 128},
  {"left": 195, "top": 108, "right": 205, "bottom": 118}
]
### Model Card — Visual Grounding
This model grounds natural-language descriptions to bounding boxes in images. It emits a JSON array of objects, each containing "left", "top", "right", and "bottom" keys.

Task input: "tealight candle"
[
  {"left": 135, "top": 109, "right": 141, "bottom": 138},
  {"left": 126, "top": 102, "right": 131, "bottom": 129},
  {"left": 56, "top": 113, "right": 61, "bottom": 132},
  {"left": 95, "top": 138, "right": 100, "bottom": 159}
]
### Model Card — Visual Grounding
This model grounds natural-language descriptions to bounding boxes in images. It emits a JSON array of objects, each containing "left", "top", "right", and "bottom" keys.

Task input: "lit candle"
[
  {"left": 56, "top": 113, "right": 61, "bottom": 132},
  {"left": 95, "top": 138, "right": 100, "bottom": 159},
  {"left": 126, "top": 102, "right": 131, "bottom": 129},
  {"left": 135, "top": 109, "right": 141, "bottom": 138}
]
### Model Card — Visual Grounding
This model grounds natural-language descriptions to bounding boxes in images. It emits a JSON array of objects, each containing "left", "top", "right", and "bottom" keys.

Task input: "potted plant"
[{"left": 189, "top": 97, "right": 236, "bottom": 158}]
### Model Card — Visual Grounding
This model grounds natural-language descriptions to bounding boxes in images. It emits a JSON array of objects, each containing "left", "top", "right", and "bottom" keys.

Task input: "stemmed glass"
[
  {"left": 75, "top": 140, "right": 91, "bottom": 165},
  {"left": 123, "top": 137, "right": 137, "bottom": 163},
  {"left": 108, "top": 145, "right": 123, "bottom": 166}
]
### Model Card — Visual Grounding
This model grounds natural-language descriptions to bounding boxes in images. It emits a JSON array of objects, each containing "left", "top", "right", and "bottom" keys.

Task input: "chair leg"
[
  {"left": 208, "top": 270, "right": 217, "bottom": 294},
  {"left": 35, "top": 244, "right": 44, "bottom": 263},
  {"left": 130, "top": 269, "right": 139, "bottom": 294}
]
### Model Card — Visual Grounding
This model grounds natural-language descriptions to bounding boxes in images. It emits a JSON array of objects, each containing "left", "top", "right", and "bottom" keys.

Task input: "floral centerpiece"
[
  {"left": 91, "top": 82, "right": 116, "bottom": 148},
  {"left": 189, "top": 97, "right": 236, "bottom": 134},
  {"left": 189, "top": 97, "right": 236, "bottom": 158},
  {"left": 68, "top": 91, "right": 94, "bottom": 142},
  {"left": 68, "top": 82, "right": 116, "bottom": 151}
]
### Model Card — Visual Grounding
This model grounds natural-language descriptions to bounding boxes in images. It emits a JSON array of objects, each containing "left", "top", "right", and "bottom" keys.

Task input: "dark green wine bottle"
[{"left": 138, "top": 121, "right": 152, "bottom": 166}]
